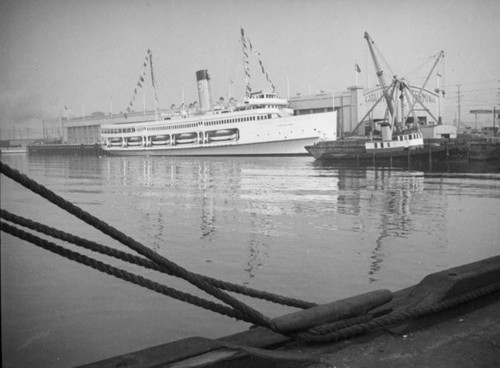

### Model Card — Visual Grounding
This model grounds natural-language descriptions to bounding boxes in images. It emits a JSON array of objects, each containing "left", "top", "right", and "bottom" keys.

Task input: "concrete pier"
[
  {"left": 80, "top": 256, "right": 500, "bottom": 368},
  {"left": 27, "top": 144, "right": 108, "bottom": 156}
]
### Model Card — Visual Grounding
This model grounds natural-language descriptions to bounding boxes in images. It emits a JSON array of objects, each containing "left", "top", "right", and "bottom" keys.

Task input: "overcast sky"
[{"left": 1, "top": 0, "right": 499, "bottom": 138}]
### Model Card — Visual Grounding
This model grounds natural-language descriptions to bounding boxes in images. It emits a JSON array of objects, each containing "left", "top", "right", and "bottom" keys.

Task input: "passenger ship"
[
  {"left": 101, "top": 28, "right": 336, "bottom": 156},
  {"left": 101, "top": 82, "right": 336, "bottom": 156}
]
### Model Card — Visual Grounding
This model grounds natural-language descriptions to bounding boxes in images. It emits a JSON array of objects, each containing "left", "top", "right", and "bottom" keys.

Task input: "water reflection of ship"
[
  {"left": 333, "top": 164, "right": 448, "bottom": 282},
  {"left": 196, "top": 160, "right": 242, "bottom": 242},
  {"left": 244, "top": 208, "right": 273, "bottom": 282},
  {"left": 28, "top": 154, "right": 105, "bottom": 183},
  {"left": 108, "top": 157, "right": 272, "bottom": 283},
  {"left": 182, "top": 159, "right": 274, "bottom": 282},
  {"left": 160, "top": 158, "right": 243, "bottom": 244}
]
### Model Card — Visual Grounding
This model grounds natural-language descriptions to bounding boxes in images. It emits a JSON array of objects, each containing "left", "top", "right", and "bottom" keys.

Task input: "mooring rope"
[
  {"left": 0, "top": 162, "right": 273, "bottom": 329},
  {"left": 0, "top": 221, "right": 250, "bottom": 322},
  {"left": 0, "top": 209, "right": 316, "bottom": 309},
  {"left": 2, "top": 161, "right": 498, "bottom": 344},
  {"left": 295, "top": 280, "right": 500, "bottom": 343}
]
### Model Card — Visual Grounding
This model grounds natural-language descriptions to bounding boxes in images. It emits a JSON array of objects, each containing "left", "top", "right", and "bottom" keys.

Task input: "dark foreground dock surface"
[
  {"left": 300, "top": 290, "right": 500, "bottom": 368},
  {"left": 81, "top": 256, "right": 500, "bottom": 368}
]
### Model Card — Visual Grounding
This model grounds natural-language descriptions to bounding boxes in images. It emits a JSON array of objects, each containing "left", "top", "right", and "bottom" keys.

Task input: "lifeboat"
[
  {"left": 175, "top": 132, "right": 198, "bottom": 144},
  {"left": 208, "top": 129, "right": 238, "bottom": 142},
  {"left": 109, "top": 137, "right": 123, "bottom": 146},
  {"left": 127, "top": 137, "right": 142, "bottom": 146},
  {"left": 151, "top": 135, "right": 170, "bottom": 145}
]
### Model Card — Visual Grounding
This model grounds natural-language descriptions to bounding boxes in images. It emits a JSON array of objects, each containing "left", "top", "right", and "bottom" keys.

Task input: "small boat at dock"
[
  {"left": 307, "top": 126, "right": 427, "bottom": 160},
  {"left": 306, "top": 138, "right": 453, "bottom": 162}
]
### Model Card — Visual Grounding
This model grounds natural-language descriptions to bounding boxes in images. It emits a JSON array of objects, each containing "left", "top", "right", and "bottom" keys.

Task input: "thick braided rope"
[
  {"left": 0, "top": 209, "right": 316, "bottom": 309},
  {"left": 295, "top": 280, "right": 500, "bottom": 343},
  {"left": 302, "top": 314, "right": 374, "bottom": 337},
  {"left": 0, "top": 162, "right": 273, "bottom": 329},
  {"left": 0, "top": 221, "right": 251, "bottom": 322}
]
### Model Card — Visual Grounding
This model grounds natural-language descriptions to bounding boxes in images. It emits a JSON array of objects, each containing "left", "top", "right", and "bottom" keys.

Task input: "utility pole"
[{"left": 456, "top": 84, "right": 462, "bottom": 132}]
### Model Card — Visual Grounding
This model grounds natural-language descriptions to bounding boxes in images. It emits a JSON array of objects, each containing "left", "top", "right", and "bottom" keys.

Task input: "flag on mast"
[{"left": 355, "top": 63, "right": 361, "bottom": 85}]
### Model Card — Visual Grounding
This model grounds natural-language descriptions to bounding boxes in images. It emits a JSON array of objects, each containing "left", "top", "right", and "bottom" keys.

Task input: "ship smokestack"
[{"left": 196, "top": 69, "right": 212, "bottom": 112}]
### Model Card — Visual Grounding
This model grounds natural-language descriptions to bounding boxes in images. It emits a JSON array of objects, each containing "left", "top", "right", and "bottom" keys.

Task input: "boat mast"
[
  {"left": 241, "top": 27, "right": 252, "bottom": 98},
  {"left": 148, "top": 49, "right": 159, "bottom": 120}
]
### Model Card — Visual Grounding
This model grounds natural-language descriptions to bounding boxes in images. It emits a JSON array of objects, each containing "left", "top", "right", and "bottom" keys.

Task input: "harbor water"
[{"left": 1, "top": 154, "right": 499, "bottom": 367}]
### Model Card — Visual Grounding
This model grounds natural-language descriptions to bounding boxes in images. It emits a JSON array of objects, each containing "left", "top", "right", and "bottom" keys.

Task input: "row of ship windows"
[
  {"left": 102, "top": 114, "right": 273, "bottom": 134},
  {"left": 397, "top": 133, "right": 421, "bottom": 141},
  {"left": 374, "top": 134, "right": 422, "bottom": 148},
  {"left": 375, "top": 142, "right": 390, "bottom": 148},
  {"left": 204, "top": 114, "right": 271, "bottom": 127},
  {"left": 249, "top": 105, "right": 280, "bottom": 109},
  {"left": 251, "top": 94, "right": 276, "bottom": 99},
  {"left": 102, "top": 127, "right": 136, "bottom": 134},
  {"left": 148, "top": 122, "right": 198, "bottom": 132}
]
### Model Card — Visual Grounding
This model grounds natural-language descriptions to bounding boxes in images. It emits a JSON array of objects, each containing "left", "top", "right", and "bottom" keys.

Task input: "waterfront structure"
[
  {"left": 64, "top": 117, "right": 101, "bottom": 144},
  {"left": 288, "top": 86, "right": 364, "bottom": 138},
  {"left": 61, "top": 83, "right": 452, "bottom": 147},
  {"left": 63, "top": 111, "right": 157, "bottom": 145},
  {"left": 420, "top": 124, "right": 457, "bottom": 139}
]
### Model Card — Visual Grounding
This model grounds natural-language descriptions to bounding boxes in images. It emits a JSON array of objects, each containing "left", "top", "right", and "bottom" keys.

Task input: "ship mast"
[
  {"left": 148, "top": 49, "right": 159, "bottom": 120},
  {"left": 240, "top": 27, "right": 277, "bottom": 97},
  {"left": 125, "top": 49, "right": 160, "bottom": 119},
  {"left": 240, "top": 27, "right": 252, "bottom": 98}
]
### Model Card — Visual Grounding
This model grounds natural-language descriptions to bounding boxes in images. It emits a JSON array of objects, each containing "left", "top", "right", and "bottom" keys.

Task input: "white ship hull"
[
  {"left": 102, "top": 111, "right": 336, "bottom": 156},
  {"left": 103, "top": 137, "right": 322, "bottom": 156}
]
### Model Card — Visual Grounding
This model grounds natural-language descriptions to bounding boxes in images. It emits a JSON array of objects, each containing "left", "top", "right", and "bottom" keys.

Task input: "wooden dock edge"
[{"left": 79, "top": 255, "right": 500, "bottom": 368}]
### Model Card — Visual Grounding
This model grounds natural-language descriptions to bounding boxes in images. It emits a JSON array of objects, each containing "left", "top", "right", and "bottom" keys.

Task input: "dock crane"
[
  {"left": 406, "top": 50, "right": 444, "bottom": 124},
  {"left": 352, "top": 32, "right": 445, "bottom": 137},
  {"left": 364, "top": 32, "right": 395, "bottom": 120}
]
